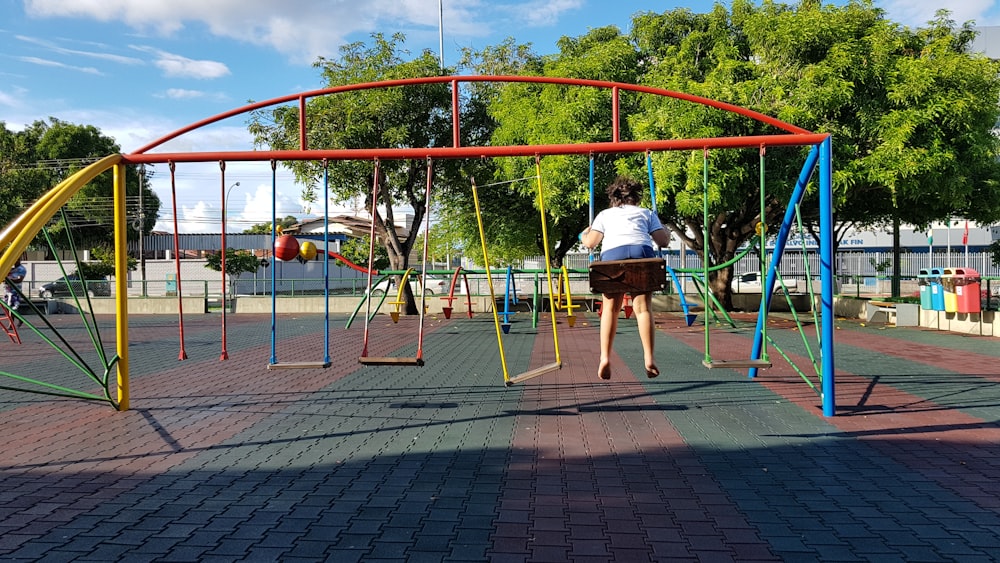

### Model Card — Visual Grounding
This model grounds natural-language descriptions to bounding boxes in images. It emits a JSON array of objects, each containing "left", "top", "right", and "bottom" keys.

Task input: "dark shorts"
[{"left": 600, "top": 244, "right": 655, "bottom": 261}]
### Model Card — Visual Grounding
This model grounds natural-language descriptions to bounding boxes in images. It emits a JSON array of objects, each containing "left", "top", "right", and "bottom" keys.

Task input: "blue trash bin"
[
  {"left": 929, "top": 267, "right": 945, "bottom": 311},
  {"left": 918, "top": 268, "right": 932, "bottom": 310}
]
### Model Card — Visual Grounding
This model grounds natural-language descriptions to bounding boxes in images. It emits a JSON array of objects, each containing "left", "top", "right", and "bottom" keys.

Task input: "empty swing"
[
  {"left": 358, "top": 158, "right": 434, "bottom": 367},
  {"left": 472, "top": 156, "right": 563, "bottom": 386},
  {"left": 269, "top": 158, "right": 332, "bottom": 369},
  {"left": 701, "top": 147, "right": 771, "bottom": 370}
]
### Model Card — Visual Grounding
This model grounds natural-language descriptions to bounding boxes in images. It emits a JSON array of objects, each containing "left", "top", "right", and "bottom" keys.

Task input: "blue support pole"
[
  {"left": 819, "top": 137, "right": 836, "bottom": 416},
  {"left": 646, "top": 151, "right": 657, "bottom": 216}
]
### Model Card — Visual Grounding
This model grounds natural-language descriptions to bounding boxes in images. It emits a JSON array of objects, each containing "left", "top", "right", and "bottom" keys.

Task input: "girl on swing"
[{"left": 581, "top": 176, "right": 670, "bottom": 380}]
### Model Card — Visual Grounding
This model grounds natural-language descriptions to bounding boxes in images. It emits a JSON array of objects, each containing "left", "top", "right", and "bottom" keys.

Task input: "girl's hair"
[{"left": 606, "top": 176, "right": 643, "bottom": 207}]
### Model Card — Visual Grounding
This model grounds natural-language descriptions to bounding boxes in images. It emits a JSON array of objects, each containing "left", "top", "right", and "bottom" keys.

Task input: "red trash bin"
[{"left": 953, "top": 268, "right": 981, "bottom": 313}]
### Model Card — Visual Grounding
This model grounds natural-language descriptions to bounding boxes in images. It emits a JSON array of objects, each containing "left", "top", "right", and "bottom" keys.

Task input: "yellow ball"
[{"left": 299, "top": 240, "right": 317, "bottom": 261}]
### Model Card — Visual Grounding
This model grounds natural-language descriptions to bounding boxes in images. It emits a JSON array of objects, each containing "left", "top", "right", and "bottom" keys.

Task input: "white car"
[{"left": 731, "top": 271, "right": 764, "bottom": 292}]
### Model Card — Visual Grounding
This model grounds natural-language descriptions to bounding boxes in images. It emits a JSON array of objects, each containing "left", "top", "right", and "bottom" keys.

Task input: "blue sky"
[{"left": 2, "top": 0, "right": 998, "bottom": 233}]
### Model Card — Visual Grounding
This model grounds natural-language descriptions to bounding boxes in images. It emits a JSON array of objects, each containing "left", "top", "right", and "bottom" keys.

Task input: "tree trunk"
[
  {"left": 372, "top": 166, "right": 426, "bottom": 316},
  {"left": 892, "top": 215, "right": 901, "bottom": 298}
]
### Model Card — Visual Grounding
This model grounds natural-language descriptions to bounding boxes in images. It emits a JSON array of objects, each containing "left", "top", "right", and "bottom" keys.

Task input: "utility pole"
[
  {"left": 438, "top": 0, "right": 444, "bottom": 69},
  {"left": 139, "top": 164, "right": 147, "bottom": 297}
]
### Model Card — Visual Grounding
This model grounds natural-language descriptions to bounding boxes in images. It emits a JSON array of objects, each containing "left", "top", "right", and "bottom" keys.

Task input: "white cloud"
[
  {"left": 0, "top": 88, "right": 27, "bottom": 109},
  {"left": 22, "top": 0, "right": 500, "bottom": 64},
  {"left": 516, "top": 0, "right": 584, "bottom": 28},
  {"left": 877, "top": 0, "right": 1000, "bottom": 27},
  {"left": 161, "top": 89, "right": 206, "bottom": 100},
  {"left": 130, "top": 46, "right": 230, "bottom": 79},
  {"left": 15, "top": 34, "right": 144, "bottom": 65},
  {"left": 157, "top": 88, "right": 228, "bottom": 102},
  {"left": 16, "top": 56, "right": 102, "bottom": 75}
]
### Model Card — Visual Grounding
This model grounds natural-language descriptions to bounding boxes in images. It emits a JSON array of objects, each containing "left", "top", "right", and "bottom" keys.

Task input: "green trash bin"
[{"left": 917, "top": 269, "right": 932, "bottom": 310}]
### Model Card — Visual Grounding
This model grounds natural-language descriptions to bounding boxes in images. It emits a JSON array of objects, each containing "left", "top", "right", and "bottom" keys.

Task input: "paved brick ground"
[{"left": 1, "top": 308, "right": 999, "bottom": 561}]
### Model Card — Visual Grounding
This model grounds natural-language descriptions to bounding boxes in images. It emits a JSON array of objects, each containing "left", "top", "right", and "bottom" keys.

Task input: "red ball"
[{"left": 274, "top": 235, "right": 300, "bottom": 261}]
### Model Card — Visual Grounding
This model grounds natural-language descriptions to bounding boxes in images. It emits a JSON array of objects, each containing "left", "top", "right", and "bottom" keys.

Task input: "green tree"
[
  {"left": 248, "top": 33, "right": 480, "bottom": 314},
  {"left": 627, "top": 1, "right": 1000, "bottom": 305},
  {"left": 339, "top": 235, "right": 389, "bottom": 271},
  {"left": 0, "top": 122, "right": 50, "bottom": 229},
  {"left": 244, "top": 216, "right": 298, "bottom": 234},
  {"left": 474, "top": 26, "right": 644, "bottom": 267},
  {"left": 1, "top": 119, "right": 161, "bottom": 255},
  {"left": 204, "top": 249, "right": 263, "bottom": 295}
]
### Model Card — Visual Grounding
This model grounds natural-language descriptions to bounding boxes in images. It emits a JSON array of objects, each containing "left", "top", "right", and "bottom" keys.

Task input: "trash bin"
[
  {"left": 953, "top": 267, "right": 981, "bottom": 313},
  {"left": 929, "top": 267, "right": 945, "bottom": 311},
  {"left": 942, "top": 268, "right": 958, "bottom": 313},
  {"left": 917, "top": 269, "right": 932, "bottom": 310}
]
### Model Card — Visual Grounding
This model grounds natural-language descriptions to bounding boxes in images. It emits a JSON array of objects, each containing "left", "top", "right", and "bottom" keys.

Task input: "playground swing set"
[{"left": 0, "top": 75, "right": 836, "bottom": 416}]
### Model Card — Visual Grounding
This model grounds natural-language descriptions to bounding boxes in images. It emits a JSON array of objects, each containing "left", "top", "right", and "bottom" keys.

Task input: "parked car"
[
  {"left": 39, "top": 274, "right": 111, "bottom": 299},
  {"left": 731, "top": 271, "right": 792, "bottom": 293},
  {"left": 731, "top": 271, "right": 763, "bottom": 292}
]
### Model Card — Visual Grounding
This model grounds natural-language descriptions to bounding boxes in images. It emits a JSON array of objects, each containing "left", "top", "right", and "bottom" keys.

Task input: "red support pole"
[
  {"left": 612, "top": 86, "right": 620, "bottom": 143},
  {"left": 169, "top": 161, "right": 187, "bottom": 360},
  {"left": 452, "top": 79, "right": 461, "bottom": 148},
  {"left": 299, "top": 95, "right": 308, "bottom": 150},
  {"left": 219, "top": 160, "right": 229, "bottom": 361}
]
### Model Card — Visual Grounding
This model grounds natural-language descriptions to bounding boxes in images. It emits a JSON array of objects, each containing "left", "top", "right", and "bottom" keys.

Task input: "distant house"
[{"left": 283, "top": 214, "right": 411, "bottom": 244}]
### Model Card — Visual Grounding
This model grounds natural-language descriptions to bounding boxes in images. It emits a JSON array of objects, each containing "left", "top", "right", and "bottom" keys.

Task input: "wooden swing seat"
[
  {"left": 267, "top": 361, "right": 332, "bottom": 370},
  {"left": 589, "top": 257, "right": 666, "bottom": 294},
  {"left": 506, "top": 361, "right": 561, "bottom": 386},
  {"left": 702, "top": 359, "right": 771, "bottom": 369},
  {"left": 359, "top": 356, "right": 425, "bottom": 366}
]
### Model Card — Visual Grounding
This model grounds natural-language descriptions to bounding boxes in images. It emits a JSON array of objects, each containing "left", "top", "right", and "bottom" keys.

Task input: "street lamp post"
[{"left": 224, "top": 181, "right": 241, "bottom": 233}]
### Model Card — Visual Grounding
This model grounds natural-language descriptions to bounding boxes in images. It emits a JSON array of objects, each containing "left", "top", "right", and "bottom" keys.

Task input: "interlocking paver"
[{"left": 1, "top": 312, "right": 1000, "bottom": 561}]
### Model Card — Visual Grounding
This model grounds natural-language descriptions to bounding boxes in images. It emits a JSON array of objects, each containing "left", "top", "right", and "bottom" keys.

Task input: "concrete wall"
[{"left": 51, "top": 297, "right": 208, "bottom": 315}]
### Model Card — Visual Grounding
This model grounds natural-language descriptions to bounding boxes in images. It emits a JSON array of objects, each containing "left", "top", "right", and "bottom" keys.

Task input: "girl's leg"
[
  {"left": 631, "top": 292, "right": 659, "bottom": 378},
  {"left": 598, "top": 293, "right": 624, "bottom": 380}
]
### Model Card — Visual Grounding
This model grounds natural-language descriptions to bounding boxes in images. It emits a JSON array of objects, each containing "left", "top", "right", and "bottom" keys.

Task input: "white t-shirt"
[{"left": 590, "top": 205, "right": 664, "bottom": 251}]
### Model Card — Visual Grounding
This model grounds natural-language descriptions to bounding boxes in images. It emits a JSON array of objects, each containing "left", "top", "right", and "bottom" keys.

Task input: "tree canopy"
[
  {"left": 1, "top": 118, "right": 160, "bottom": 257},
  {"left": 244, "top": 1, "right": 1000, "bottom": 310},
  {"left": 627, "top": 1, "right": 1000, "bottom": 304},
  {"left": 248, "top": 33, "right": 492, "bottom": 313}
]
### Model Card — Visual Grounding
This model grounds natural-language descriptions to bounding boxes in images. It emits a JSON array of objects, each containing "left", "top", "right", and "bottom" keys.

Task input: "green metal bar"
[
  {"left": 702, "top": 149, "right": 711, "bottom": 364},
  {"left": 763, "top": 335, "right": 819, "bottom": 393},
  {"left": 759, "top": 147, "right": 768, "bottom": 362},
  {"left": 344, "top": 273, "right": 394, "bottom": 328},
  {"left": 43, "top": 224, "right": 108, "bottom": 368},
  {"left": 772, "top": 270, "right": 820, "bottom": 376},
  {"left": 0, "top": 370, "right": 112, "bottom": 402},
  {"left": 795, "top": 204, "right": 823, "bottom": 368},
  {"left": 690, "top": 273, "right": 736, "bottom": 328},
  {"left": 672, "top": 234, "right": 761, "bottom": 273}
]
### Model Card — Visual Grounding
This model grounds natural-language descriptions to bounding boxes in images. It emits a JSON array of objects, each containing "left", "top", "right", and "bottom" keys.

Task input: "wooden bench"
[{"left": 866, "top": 300, "right": 897, "bottom": 323}]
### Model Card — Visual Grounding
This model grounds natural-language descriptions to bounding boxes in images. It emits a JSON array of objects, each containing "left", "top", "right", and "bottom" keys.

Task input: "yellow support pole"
[
  {"left": 386, "top": 268, "right": 416, "bottom": 323},
  {"left": 534, "top": 158, "right": 562, "bottom": 367},
  {"left": 1, "top": 155, "right": 121, "bottom": 276},
  {"left": 113, "top": 163, "right": 130, "bottom": 411},
  {"left": 470, "top": 177, "right": 511, "bottom": 383},
  {"left": 560, "top": 265, "right": 577, "bottom": 328}
]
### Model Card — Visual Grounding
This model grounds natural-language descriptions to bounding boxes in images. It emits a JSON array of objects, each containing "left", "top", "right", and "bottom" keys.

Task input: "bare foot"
[
  {"left": 645, "top": 362, "right": 659, "bottom": 379},
  {"left": 598, "top": 360, "right": 611, "bottom": 380}
]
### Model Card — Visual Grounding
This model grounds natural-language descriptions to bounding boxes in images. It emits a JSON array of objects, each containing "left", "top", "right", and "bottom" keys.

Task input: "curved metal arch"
[{"left": 129, "top": 75, "right": 817, "bottom": 161}]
